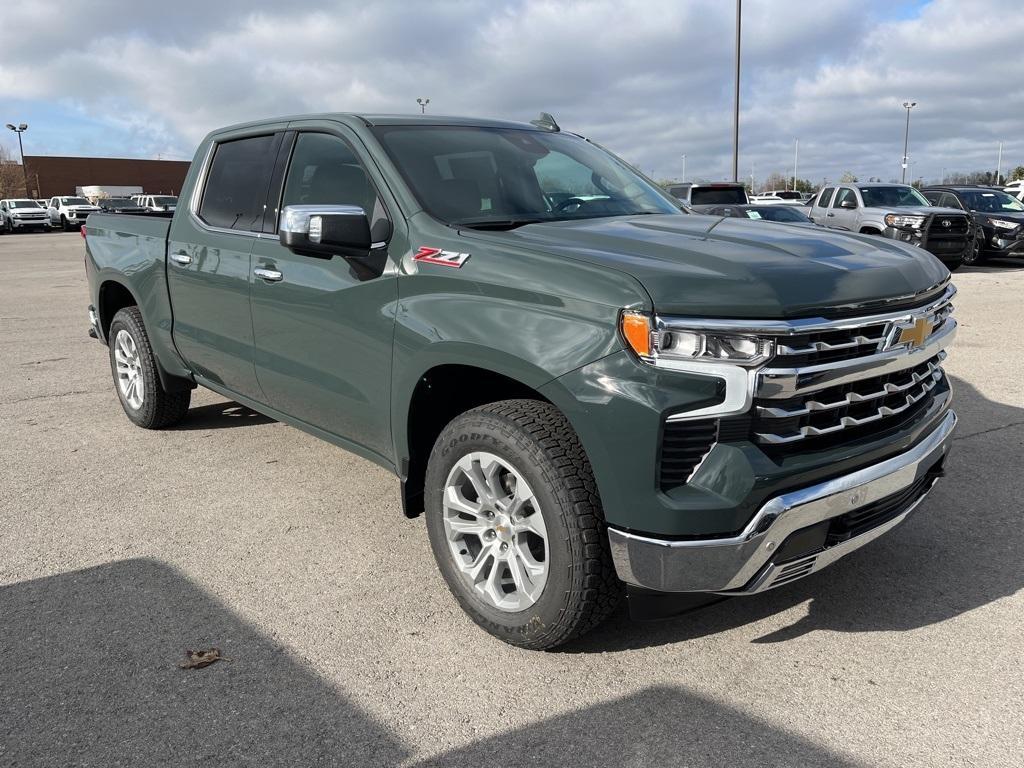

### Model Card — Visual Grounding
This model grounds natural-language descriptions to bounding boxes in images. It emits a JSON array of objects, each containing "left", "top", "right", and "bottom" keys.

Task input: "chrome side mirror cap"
[{"left": 279, "top": 204, "right": 372, "bottom": 256}]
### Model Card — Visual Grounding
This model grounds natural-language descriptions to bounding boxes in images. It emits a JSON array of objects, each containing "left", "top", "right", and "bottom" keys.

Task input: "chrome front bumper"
[{"left": 609, "top": 410, "right": 957, "bottom": 594}]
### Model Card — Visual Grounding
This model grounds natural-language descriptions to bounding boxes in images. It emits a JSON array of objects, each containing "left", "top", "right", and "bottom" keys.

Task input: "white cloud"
[{"left": 2, "top": 0, "right": 1022, "bottom": 183}]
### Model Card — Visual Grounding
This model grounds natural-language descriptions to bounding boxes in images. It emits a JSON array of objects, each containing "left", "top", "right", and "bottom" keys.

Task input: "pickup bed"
[{"left": 85, "top": 113, "right": 958, "bottom": 649}]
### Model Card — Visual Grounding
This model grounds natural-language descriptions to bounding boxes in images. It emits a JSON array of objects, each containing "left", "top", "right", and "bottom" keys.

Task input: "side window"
[
  {"left": 834, "top": 188, "right": 857, "bottom": 207},
  {"left": 922, "top": 191, "right": 941, "bottom": 205},
  {"left": 817, "top": 187, "right": 835, "bottom": 207},
  {"left": 49, "top": 198, "right": 57, "bottom": 208},
  {"left": 941, "top": 193, "right": 963, "bottom": 209},
  {"left": 280, "top": 132, "right": 386, "bottom": 232},
  {"left": 199, "top": 134, "right": 278, "bottom": 231}
]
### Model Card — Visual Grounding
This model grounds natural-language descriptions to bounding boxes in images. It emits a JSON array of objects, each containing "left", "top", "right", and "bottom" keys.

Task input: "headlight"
[
  {"left": 991, "top": 219, "right": 1020, "bottom": 231},
  {"left": 620, "top": 311, "right": 773, "bottom": 367},
  {"left": 884, "top": 213, "right": 926, "bottom": 229}
]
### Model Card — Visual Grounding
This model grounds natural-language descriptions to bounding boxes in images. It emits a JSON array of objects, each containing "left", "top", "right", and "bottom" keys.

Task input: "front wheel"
[
  {"left": 424, "top": 400, "right": 621, "bottom": 650},
  {"left": 107, "top": 307, "right": 191, "bottom": 428}
]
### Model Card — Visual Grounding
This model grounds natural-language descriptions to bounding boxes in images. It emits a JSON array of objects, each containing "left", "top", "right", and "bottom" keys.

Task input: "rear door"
[
  {"left": 167, "top": 129, "right": 284, "bottom": 401},
  {"left": 249, "top": 122, "right": 400, "bottom": 460},
  {"left": 810, "top": 187, "right": 835, "bottom": 224}
]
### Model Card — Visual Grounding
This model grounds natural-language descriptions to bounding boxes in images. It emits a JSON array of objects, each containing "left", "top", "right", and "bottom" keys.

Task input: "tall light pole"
[
  {"left": 900, "top": 101, "right": 916, "bottom": 184},
  {"left": 996, "top": 141, "right": 1003, "bottom": 185},
  {"left": 681, "top": 154, "right": 686, "bottom": 183},
  {"left": 731, "top": 0, "right": 742, "bottom": 182},
  {"left": 5, "top": 123, "right": 29, "bottom": 196},
  {"left": 792, "top": 138, "right": 799, "bottom": 191},
  {"left": 416, "top": 98, "right": 430, "bottom": 114}
]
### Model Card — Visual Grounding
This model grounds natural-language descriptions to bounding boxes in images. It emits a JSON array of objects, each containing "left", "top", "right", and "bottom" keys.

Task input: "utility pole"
[
  {"left": 901, "top": 101, "right": 916, "bottom": 184},
  {"left": 681, "top": 154, "right": 686, "bottom": 183},
  {"left": 5, "top": 123, "right": 29, "bottom": 196},
  {"left": 731, "top": 0, "right": 742, "bottom": 182},
  {"left": 790, "top": 138, "right": 798, "bottom": 192},
  {"left": 416, "top": 98, "right": 430, "bottom": 114}
]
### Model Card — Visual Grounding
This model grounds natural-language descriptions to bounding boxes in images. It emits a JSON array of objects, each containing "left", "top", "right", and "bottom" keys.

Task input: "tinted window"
[
  {"left": 817, "top": 187, "right": 835, "bottom": 207},
  {"left": 958, "top": 189, "right": 1024, "bottom": 213},
  {"left": 922, "top": 191, "right": 941, "bottom": 205},
  {"left": 833, "top": 188, "right": 857, "bottom": 208},
  {"left": 690, "top": 187, "right": 747, "bottom": 205},
  {"left": 753, "top": 206, "right": 810, "bottom": 222},
  {"left": 199, "top": 135, "right": 277, "bottom": 231},
  {"left": 280, "top": 132, "right": 387, "bottom": 231}
]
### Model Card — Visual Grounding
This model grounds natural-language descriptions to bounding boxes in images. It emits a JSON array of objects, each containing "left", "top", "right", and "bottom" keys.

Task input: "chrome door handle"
[
  {"left": 254, "top": 267, "right": 283, "bottom": 282},
  {"left": 170, "top": 252, "right": 192, "bottom": 265}
]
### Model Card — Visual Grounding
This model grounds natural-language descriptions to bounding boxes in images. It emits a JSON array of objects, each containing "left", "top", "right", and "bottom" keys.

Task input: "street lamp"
[
  {"left": 900, "top": 101, "right": 916, "bottom": 184},
  {"left": 731, "top": 0, "right": 742, "bottom": 182},
  {"left": 5, "top": 122, "right": 29, "bottom": 196},
  {"left": 416, "top": 98, "right": 430, "bottom": 114},
  {"left": 681, "top": 154, "right": 686, "bottom": 183}
]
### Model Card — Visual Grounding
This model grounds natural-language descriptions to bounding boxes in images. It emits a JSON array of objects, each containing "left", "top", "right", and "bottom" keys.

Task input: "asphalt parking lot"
[{"left": 1, "top": 230, "right": 1022, "bottom": 767}]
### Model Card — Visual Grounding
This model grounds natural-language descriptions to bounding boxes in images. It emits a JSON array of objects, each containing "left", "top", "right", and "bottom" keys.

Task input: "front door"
[
  {"left": 829, "top": 187, "right": 860, "bottom": 230},
  {"left": 250, "top": 126, "right": 398, "bottom": 461},
  {"left": 167, "top": 131, "right": 283, "bottom": 401}
]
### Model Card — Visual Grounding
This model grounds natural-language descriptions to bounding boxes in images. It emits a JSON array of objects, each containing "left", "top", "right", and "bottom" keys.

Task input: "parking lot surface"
[{"left": 1, "top": 231, "right": 1022, "bottom": 767}]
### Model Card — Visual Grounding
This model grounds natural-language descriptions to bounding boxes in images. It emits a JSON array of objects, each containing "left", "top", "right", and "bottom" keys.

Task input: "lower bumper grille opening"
[{"left": 659, "top": 419, "right": 718, "bottom": 492}]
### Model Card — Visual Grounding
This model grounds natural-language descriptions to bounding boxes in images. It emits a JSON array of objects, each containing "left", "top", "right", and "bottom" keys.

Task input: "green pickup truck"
[{"left": 84, "top": 113, "right": 958, "bottom": 649}]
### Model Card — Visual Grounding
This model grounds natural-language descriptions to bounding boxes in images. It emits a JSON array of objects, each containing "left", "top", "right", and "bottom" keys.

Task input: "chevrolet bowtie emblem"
[{"left": 896, "top": 317, "right": 933, "bottom": 349}]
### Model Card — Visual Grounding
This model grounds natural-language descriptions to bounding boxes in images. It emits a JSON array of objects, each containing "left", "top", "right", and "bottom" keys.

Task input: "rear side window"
[
  {"left": 817, "top": 187, "right": 835, "bottom": 207},
  {"left": 199, "top": 135, "right": 277, "bottom": 231},
  {"left": 690, "top": 187, "right": 747, "bottom": 205}
]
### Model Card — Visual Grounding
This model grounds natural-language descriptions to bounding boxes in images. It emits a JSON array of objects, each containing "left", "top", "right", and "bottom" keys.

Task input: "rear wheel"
[
  {"left": 107, "top": 307, "right": 190, "bottom": 429},
  {"left": 424, "top": 400, "right": 621, "bottom": 650},
  {"left": 962, "top": 235, "right": 984, "bottom": 266},
  {"left": 60, "top": 214, "right": 69, "bottom": 231}
]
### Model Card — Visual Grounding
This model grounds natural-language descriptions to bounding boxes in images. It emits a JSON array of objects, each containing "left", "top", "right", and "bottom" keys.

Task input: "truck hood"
[
  {"left": 868, "top": 205, "right": 964, "bottom": 216},
  {"left": 480, "top": 214, "right": 949, "bottom": 318}
]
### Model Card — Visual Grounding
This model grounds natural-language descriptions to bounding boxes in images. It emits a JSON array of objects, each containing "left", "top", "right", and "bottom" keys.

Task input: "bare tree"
[{"left": 0, "top": 146, "right": 27, "bottom": 198}]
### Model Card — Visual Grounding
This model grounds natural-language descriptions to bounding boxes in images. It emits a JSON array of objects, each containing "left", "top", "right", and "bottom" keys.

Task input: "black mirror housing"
[{"left": 279, "top": 205, "right": 372, "bottom": 257}]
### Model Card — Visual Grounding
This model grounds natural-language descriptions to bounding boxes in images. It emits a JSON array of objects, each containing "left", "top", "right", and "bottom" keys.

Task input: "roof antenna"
[{"left": 530, "top": 112, "right": 560, "bottom": 132}]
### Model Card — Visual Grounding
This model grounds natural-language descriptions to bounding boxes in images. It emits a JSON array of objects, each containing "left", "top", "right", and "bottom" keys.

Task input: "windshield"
[
  {"left": 104, "top": 198, "right": 136, "bottom": 206},
  {"left": 11, "top": 200, "right": 39, "bottom": 208},
  {"left": 691, "top": 187, "right": 747, "bottom": 205},
  {"left": 858, "top": 186, "right": 929, "bottom": 208},
  {"left": 958, "top": 189, "right": 1024, "bottom": 213},
  {"left": 749, "top": 206, "right": 809, "bottom": 222},
  {"left": 62, "top": 197, "right": 91, "bottom": 206},
  {"left": 153, "top": 196, "right": 177, "bottom": 205},
  {"left": 373, "top": 126, "right": 679, "bottom": 227},
  {"left": 769, "top": 191, "right": 802, "bottom": 200}
]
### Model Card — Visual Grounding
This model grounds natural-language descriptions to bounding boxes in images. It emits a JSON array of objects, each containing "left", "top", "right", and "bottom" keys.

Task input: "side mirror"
[
  {"left": 839, "top": 199, "right": 857, "bottom": 209},
  {"left": 279, "top": 205, "right": 372, "bottom": 258}
]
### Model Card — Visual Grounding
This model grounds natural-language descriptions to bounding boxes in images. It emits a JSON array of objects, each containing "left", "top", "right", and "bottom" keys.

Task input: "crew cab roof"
[{"left": 211, "top": 113, "right": 548, "bottom": 134}]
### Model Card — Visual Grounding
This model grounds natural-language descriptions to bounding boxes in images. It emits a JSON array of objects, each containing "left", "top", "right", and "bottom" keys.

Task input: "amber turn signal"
[{"left": 620, "top": 311, "right": 652, "bottom": 358}]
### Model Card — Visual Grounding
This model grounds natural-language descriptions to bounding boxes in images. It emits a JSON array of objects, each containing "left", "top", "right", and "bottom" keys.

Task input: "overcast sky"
[{"left": 2, "top": 0, "right": 1021, "bottom": 186}]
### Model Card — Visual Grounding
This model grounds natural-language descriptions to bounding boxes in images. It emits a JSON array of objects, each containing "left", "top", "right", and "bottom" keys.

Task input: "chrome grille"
[{"left": 753, "top": 354, "right": 946, "bottom": 444}]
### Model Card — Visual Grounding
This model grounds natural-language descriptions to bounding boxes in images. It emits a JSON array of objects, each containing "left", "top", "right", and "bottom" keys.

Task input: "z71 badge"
[{"left": 413, "top": 247, "right": 471, "bottom": 268}]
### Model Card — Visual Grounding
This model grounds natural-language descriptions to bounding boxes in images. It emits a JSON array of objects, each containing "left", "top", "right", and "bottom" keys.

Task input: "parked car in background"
[
  {"left": 132, "top": 194, "right": 178, "bottom": 213},
  {"left": 97, "top": 198, "right": 148, "bottom": 214},
  {"left": 665, "top": 181, "right": 749, "bottom": 210},
  {"left": 749, "top": 190, "right": 803, "bottom": 205},
  {"left": 922, "top": 185, "right": 1024, "bottom": 265},
  {"left": 1003, "top": 180, "right": 1023, "bottom": 195},
  {"left": 703, "top": 203, "right": 815, "bottom": 226},
  {"left": 35, "top": 199, "right": 48, "bottom": 208},
  {"left": 1, "top": 198, "right": 51, "bottom": 232},
  {"left": 48, "top": 196, "right": 101, "bottom": 231},
  {"left": 810, "top": 183, "right": 971, "bottom": 270},
  {"left": 84, "top": 111, "right": 957, "bottom": 649}
]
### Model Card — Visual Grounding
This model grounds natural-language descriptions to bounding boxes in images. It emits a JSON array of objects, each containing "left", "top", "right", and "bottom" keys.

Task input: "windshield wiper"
[{"left": 449, "top": 217, "right": 550, "bottom": 231}]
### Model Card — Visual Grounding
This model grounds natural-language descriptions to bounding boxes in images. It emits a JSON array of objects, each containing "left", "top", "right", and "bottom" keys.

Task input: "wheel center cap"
[{"left": 493, "top": 514, "right": 513, "bottom": 542}]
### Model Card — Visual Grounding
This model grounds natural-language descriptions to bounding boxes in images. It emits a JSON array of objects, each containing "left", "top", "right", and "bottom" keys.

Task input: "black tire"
[
  {"left": 962, "top": 236, "right": 984, "bottom": 267},
  {"left": 424, "top": 399, "right": 621, "bottom": 650},
  {"left": 944, "top": 258, "right": 963, "bottom": 272},
  {"left": 60, "top": 214, "right": 69, "bottom": 232},
  {"left": 107, "top": 306, "right": 190, "bottom": 429}
]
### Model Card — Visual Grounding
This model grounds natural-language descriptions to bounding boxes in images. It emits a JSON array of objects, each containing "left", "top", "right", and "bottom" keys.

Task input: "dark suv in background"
[{"left": 922, "top": 185, "right": 1024, "bottom": 265}]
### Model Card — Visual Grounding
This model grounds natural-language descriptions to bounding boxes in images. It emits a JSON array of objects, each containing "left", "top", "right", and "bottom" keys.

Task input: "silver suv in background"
[
  {"left": 810, "top": 183, "right": 971, "bottom": 270},
  {"left": 665, "top": 182, "right": 749, "bottom": 211},
  {"left": 1, "top": 198, "right": 51, "bottom": 232}
]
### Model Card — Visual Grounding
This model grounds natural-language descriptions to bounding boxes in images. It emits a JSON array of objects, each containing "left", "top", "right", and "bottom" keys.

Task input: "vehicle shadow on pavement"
[
  {"left": 169, "top": 401, "right": 275, "bottom": 430},
  {"left": 1, "top": 560, "right": 854, "bottom": 767},
  {"left": 0, "top": 558, "right": 408, "bottom": 767},
  {"left": 569, "top": 376, "right": 1023, "bottom": 652},
  {"left": 416, "top": 686, "right": 857, "bottom": 768},
  {"left": 960, "top": 257, "right": 1024, "bottom": 273}
]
